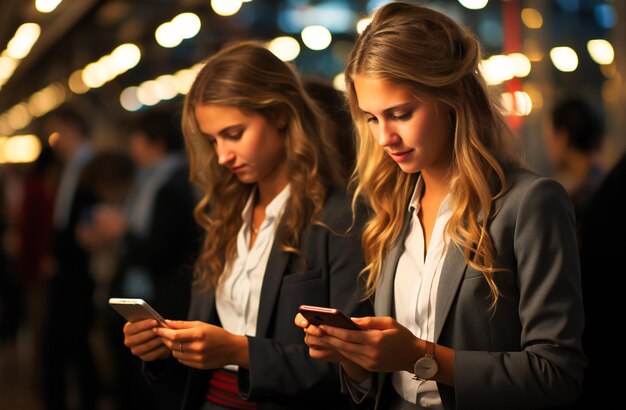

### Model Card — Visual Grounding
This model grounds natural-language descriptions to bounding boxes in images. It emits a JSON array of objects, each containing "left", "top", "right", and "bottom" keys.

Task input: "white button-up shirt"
[
  {"left": 392, "top": 176, "right": 451, "bottom": 408},
  {"left": 216, "top": 184, "right": 291, "bottom": 370}
]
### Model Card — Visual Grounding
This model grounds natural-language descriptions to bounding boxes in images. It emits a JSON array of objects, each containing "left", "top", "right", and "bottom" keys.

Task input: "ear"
[
  {"left": 277, "top": 114, "right": 288, "bottom": 130},
  {"left": 271, "top": 108, "right": 288, "bottom": 130}
]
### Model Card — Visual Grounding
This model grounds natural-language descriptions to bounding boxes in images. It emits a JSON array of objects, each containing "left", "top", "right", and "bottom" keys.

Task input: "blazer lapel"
[
  {"left": 434, "top": 242, "right": 468, "bottom": 342},
  {"left": 375, "top": 215, "right": 411, "bottom": 404},
  {"left": 255, "top": 236, "right": 290, "bottom": 337},
  {"left": 374, "top": 215, "right": 411, "bottom": 316}
]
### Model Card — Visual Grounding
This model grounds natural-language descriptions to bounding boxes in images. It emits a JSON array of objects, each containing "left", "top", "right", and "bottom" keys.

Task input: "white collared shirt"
[
  {"left": 216, "top": 184, "right": 291, "bottom": 370},
  {"left": 392, "top": 176, "right": 451, "bottom": 408}
]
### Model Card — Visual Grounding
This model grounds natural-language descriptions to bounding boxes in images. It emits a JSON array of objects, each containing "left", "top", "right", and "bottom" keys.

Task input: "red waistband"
[{"left": 206, "top": 369, "right": 256, "bottom": 410}]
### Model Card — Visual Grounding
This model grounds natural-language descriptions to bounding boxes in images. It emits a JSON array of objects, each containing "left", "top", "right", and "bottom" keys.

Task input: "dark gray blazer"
[
  {"left": 146, "top": 187, "right": 373, "bottom": 410},
  {"left": 345, "top": 167, "right": 586, "bottom": 410}
]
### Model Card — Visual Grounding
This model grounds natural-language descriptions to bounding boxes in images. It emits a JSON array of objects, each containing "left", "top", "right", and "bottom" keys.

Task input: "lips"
[
  {"left": 388, "top": 149, "right": 413, "bottom": 162},
  {"left": 230, "top": 164, "right": 247, "bottom": 173}
]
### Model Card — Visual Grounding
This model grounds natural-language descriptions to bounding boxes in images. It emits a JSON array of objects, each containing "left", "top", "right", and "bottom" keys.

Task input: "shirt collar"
[
  {"left": 241, "top": 183, "right": 292, "bottom": 222},
  {"left": 408, "top": 175, "right": 424, "bottom": 214},
  {"left": 407, "top": 175, "right": 452, "bottom": 216}
]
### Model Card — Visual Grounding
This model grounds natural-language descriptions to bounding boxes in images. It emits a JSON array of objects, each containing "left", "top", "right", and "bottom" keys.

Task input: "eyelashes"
[
  {"left": 391, "top": 112, "right": 413, "bottom": 121},
  {"left": 366, "top": 111, "right": 414, "bottom": 124},
  {"left": 206, "top": 130, "right": 244, "bottom": 145},
  {"left": 225, "top": 131, "right": 243, "bottom": 140}
]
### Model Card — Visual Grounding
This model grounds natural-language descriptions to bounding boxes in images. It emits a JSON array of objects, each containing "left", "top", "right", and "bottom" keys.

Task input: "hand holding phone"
[
  {"left": 298, "top": 305, "right": 361, "bottom": 330},
  {"left": 109, "top": 298, "right": 167, "bottom": 327}
]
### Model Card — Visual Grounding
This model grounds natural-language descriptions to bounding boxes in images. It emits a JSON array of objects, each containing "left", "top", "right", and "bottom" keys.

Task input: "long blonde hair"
[
  {"left": 182, "top": 41, "right": 342, "bottom": 287},
  {"left": 347, "top": 3, "right": 518, "bottom": 306}
]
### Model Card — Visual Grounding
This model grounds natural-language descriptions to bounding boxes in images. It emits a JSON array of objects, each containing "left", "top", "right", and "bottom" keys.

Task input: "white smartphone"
[{"left": 108, "top": 298, "right": 167, "bottom": 326}]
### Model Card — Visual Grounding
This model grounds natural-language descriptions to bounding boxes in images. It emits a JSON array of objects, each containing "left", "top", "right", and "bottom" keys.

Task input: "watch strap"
[{"left": 424, "top": 340, "right": 435, "bottom": 357}]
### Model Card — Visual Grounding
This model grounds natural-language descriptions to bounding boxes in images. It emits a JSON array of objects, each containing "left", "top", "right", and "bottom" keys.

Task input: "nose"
[
  {"left": 377, "top": 120, "right": 400, "bottom": 147},
  {"left": 215, "top": 140, "right": 235, "bottom": 166}
]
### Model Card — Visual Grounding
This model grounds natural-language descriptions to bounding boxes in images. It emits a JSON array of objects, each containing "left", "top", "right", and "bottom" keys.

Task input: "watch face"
[{"left": 414, "top": 355, "right": 438, "bottom": 380}]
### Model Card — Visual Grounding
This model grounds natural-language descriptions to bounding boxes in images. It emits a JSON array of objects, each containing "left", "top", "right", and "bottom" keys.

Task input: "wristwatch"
[{"left": 413, "top": 340, "right": 438, "bottom": 380}]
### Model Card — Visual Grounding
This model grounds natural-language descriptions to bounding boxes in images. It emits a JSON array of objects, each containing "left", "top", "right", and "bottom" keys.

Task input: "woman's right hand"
[
  {"left": 295, "top": 313, "right": 344, "bottom": 362},
  {"left": 123, "top": 319, "right": 171, "bottom": 362},
  {"left": 294, "top": 313, "right": 370, "bottom": 382}
]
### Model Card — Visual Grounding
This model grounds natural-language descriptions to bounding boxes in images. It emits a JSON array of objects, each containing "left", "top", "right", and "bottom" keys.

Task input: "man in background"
[
  {"left": 41, "top": 106, "right": 98, "bottom": 410},
  {"left": 544, "top": 95, "right": 606, "bottom": 247}
]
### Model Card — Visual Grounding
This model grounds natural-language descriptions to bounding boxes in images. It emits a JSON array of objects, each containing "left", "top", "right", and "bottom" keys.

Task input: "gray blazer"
[{"left": 345, "top": 167, "right": 586, "bottom": 409}]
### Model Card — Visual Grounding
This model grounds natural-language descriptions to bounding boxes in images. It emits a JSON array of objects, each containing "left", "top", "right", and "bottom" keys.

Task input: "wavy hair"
[
  {"left": 346, "top": 3, "right": 518, "bottom": 307},
  {"left": 182, "top": 41, "right": 342, "bottom": 287}
]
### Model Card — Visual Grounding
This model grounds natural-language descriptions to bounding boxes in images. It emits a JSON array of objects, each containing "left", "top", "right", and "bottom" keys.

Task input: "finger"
[
  {"left": 316, "top": 332, "right": 373, "bottom": 364},
  {"left": 304, "top": 333, "right": 347, "bottom": 362},
  {"left": 303, "top": 324, "right": 324, "bottom": 337},
  {"left": 318, "top": 325, "right": 366, "bottom": 344},
  {"left": 160, "top": 336, "right": 186, "bottom": 353},
  {"left": 124, "top": 319, "right": 159, "bottom": 335},
  {"left": 152, "top": 326, "right": 196, "bottom": 342},
  {"left": 162, "top": 338, "right": 202, "bottom": 361},
  {"left": 172, "top": 348, "right": 208, "bottom": 367},
  {"left": 129, "top": 335, "right": 166, "bottom": 357},
  {"left": 321, "top": 341, "right": 373, "bottom": 370},
  {"left": 308, "top": 347, "right": 344, "bottom": 362},
  {"left": 304, "top": 333, "right": 326, "bottom": 349},
  {"left": 351, "top": 316, "right": 396, "bottom": 330},
  {"left": 164, "top": 319, "right": 203, "bottom": 330},
  {"left": 294, "top": 313, "right": 309, "bottom": 329},
  {"left": 125, "top": 328, "right": 163, "bottom": 348}
]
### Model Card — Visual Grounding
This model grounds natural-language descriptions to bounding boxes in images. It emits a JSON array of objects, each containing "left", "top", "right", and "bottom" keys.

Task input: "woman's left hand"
[
  {"left": 316, "top": 316, "right": 420, "bottom": 373},
  {"left": 153, "top": 320, "right": 249, "bottom": 370}
]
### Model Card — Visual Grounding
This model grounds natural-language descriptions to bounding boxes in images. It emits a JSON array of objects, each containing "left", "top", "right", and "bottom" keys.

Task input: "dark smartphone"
[{"left": 298, "top": 305, "right": 361, "bottom": 330}]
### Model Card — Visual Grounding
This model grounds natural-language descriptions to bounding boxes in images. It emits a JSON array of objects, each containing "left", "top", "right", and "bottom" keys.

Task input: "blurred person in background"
[
  {"left": 577, "top": 152, "right": 626, "bottom": 408},
  {"left": 0, "top": 170, "right": 23, "bottom": 344},
  {"left": 42, "top": 106, "right": 98, "bottom": 410},
  {"left": 82, "top": 108, "right": 199, "bottom": 410},
  {"left": 76, "top": 150, "right": 135, "bottom": 306},
  {"left": 16, "top": 146, "right": 57, "bottom": 290},
  {"left": 0, "top": 160, "right": 32, "bottom": 345},
  {"left": 75, "top": 150, "right": 136, "bottom": 409},
  {"left": 10, "top": 145, "right": 59, "bottom": 395},
  {"left": 544, "top": 95, "right": 606, "bottom": 247},
  {"left": 122, "top": 41, "right": 372, "bottom": 410}
]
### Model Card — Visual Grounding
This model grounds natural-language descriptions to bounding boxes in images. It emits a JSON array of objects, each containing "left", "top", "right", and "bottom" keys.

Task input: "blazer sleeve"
[
  {"left": 240, "top": 196, "right": 373, "bottom": 402},
  {"left": 453, "top": 178, "right": 587, "bottom": 409}
]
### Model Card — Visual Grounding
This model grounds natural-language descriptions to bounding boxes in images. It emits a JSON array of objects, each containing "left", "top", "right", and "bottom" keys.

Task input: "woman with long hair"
[
  {"left": 297, "top": 3, "right": 585, "bottom": 409},
  {"left": 122, "top": 41, "right": 371, "bottom": 409}
]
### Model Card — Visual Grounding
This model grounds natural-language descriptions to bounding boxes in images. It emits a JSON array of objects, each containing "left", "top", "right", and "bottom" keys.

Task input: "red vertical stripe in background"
[{"left": 502, "top": 0, "right": 524, "bottom": 131}]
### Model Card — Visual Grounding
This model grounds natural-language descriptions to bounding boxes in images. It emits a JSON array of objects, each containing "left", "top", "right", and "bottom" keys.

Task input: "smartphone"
[
  {"left": 298, "top": 305, "right": 361, "bottom": 330},
  {"left": 108, "top": 298, "right": 167, "bottom": 326}
]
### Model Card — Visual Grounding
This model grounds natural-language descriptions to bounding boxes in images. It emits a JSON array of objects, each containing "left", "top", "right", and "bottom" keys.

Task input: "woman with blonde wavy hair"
[
  {"left": 122, "top": 41, "right": 372, "bottom": 410},
  {"left": 297, "top": 3, "right": 585, "bottom": 409}
]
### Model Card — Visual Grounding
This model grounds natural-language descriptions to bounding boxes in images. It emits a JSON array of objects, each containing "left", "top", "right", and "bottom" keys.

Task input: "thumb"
[
  {"left": 352, "top": 316, "right": 397, "bottom": 330},
  {"left": 294, "top": 313, "right": 309, "bottom": 329}
]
